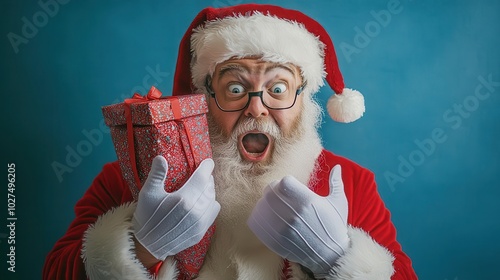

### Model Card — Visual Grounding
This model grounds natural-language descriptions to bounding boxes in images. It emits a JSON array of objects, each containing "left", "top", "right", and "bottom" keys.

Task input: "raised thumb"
[
  {"left": 328, "top": 164, "right": 344, "bottom": 199},
  {"left": 141, "top": 155, "right": 168, "bottom": 194}
]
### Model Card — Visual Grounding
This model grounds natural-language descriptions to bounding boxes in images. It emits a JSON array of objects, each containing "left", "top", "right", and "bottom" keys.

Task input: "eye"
[
  {"left": 228, "top": 84, "right": 245, "bottom": 94},
  {"left": 270, "top": 82, "right": 287, "bottom": 94}
]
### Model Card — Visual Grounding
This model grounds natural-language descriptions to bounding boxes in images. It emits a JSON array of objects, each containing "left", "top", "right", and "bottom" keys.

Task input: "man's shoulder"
[
  {"left": 74, "top": 160, "right": 133, "bottom": 210},
  {"left": 100, "top": 160, "right": 123, "bottom": 178},
  {"left": 102, "top": 160, "right": 121, "bottom": 172},
  {"left": 92, "top": 160, "right": 128, "bottom": 189},
  {"left": 318, "top": 149, "right": 371, "bottom": 174},
  {"left": 311, "top": 149, "right": 375, "bottom": 195}
]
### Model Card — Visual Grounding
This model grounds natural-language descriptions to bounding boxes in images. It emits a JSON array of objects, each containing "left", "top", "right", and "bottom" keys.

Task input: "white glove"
[
  {"left": 133, "top": 156, "right": 220, "bottom": 260},
  {"left": 247, "top": 165, "right": 349, "bottom": 278}
]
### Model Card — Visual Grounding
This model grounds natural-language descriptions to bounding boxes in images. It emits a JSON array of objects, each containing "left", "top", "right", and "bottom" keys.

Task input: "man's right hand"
[{"left": 133, "top": 156, "right": 220, "bottom": 261}]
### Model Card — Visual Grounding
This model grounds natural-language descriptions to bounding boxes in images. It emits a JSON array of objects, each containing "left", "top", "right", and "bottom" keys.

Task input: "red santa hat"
[{"left": 172, "top": 4, "right": 365, "bottom": 123}]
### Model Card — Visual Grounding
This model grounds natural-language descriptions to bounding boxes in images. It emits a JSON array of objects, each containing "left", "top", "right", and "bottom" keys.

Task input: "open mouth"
[{"left": 239, "top": 131, "right": 271, "bottom": 162}]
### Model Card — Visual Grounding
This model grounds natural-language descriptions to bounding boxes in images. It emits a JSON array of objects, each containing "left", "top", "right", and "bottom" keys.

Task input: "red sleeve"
[
  {"left": 312, "top": 150, "right": 418, "bottom": 279},
  {"left": 43, "top": 162, "right": 134, "bottom": 280}
]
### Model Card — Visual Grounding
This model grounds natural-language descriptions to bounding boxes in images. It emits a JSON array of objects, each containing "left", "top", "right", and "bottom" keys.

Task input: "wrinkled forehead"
[{"left": 213, "top": 57, "right": 301, "bottom": 80}]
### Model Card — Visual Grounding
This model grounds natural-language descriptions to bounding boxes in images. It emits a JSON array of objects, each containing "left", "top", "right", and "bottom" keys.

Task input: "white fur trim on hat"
[
  {"left": 327, "top": 88, "right": 365, "bottom": 123},
  {"left": 190, "top": 12, "right": 326, "bottom": 95}
]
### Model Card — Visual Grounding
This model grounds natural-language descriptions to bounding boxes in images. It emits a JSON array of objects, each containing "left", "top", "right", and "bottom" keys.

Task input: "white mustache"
[{"left": 231, "top": 118, "right": 281, "bottom": 141}]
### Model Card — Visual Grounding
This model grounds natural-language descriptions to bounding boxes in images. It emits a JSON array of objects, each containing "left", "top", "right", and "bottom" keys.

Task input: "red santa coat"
[{"left": 43, "top": 149, "right": 417, "bottom": 279}]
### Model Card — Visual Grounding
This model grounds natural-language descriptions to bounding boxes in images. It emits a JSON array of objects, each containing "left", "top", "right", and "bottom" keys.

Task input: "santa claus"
[{"left": 44, "top": 4, "right": 417, "bottom": 280}]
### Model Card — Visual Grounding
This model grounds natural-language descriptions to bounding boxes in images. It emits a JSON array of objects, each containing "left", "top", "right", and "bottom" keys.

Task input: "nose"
[{"left": 243, "top": 92, "right": 269, "bottom": 118}]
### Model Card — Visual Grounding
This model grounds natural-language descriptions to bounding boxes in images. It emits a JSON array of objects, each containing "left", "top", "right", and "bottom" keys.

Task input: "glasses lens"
[
  {"left": 215, "top": 90, "right": 296, "bottom": 111},
  {"left": 216, "top": 91, "right": 248, "bottom": 111},
  {"left": 262, "top": 90, "right": 296, "bottom": 109}
]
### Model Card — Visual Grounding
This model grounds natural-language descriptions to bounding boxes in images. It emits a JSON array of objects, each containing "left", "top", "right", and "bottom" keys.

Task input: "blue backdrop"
[{"left": 2, "top": 0, "right": 499, "bottom": 279}]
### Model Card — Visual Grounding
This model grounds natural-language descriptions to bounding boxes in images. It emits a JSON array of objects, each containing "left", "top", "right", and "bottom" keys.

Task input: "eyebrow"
[
  {"left": 216, "top": 62, "right": 298, "bottom": 83},
  {"left": 265, "top": 63, "right": 297, "bottom": 77},
  {"left": 217, "top": 64, "right": 248, "bottom": 82}
]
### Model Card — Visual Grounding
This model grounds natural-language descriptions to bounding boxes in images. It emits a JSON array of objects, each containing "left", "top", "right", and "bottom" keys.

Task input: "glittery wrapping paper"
[
  {"left": 102, "top": 92, "right": 212, "bottom": 199},
  {"left": 102, "top": 90, "right": 213, "bottom": 278}
]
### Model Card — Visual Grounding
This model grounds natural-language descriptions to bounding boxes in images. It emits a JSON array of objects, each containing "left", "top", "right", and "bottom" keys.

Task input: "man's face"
[{"left": 207, "top": 58, "right": 304, "bottom": 163}]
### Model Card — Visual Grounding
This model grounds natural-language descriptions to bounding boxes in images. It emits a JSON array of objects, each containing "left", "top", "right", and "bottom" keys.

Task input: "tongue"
[{"left": 242, "top": 133, "right": 269, "bottom": 153}]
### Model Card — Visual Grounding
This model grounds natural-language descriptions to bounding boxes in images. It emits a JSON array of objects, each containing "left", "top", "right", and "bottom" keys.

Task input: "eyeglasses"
[{"left": 205, "top": 77, "right": 306, "bottom": 112}]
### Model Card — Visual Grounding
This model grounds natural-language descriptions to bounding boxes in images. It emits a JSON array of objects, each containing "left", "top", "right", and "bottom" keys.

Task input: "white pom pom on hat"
[
  {"left": 327, "top": 88, "right": 365, "bottom": 123},
  {"left": 172, "top": 4, "right": 365, "bottom": 123}
]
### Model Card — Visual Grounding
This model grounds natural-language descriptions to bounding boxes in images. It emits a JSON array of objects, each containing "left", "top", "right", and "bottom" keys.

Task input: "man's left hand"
[{"left": 247, "top": 165, "right": 349, "bottom": 278}]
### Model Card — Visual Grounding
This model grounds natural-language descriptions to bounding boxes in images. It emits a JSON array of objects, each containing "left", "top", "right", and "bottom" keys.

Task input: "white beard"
[{"left": 197, "top": 96, "right": 324, "bottom": 280}]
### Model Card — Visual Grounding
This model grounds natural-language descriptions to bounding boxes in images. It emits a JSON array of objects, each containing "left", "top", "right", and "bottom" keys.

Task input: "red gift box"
[
  {"left": 102, "top": 86, "right": 212, "bottom": 199},
  {"left": 102, "top": 86, "right": 213, "bottom": 278}
]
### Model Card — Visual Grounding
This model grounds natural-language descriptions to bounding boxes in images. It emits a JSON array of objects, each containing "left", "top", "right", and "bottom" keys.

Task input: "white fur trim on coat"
[
  {"left": 329, "top": 226, "right": 394, "bottom": 280},
  {"left": 157, "top": 257, "right": 179, "bottom": 280},
  {"left": 81, "top": 202, "right": 178, "bottom": 280},
  {"left": 190, "top": 12, "right": 326, "bottom": 96},
  {"left": 288, "top": 226, "right": 394, "bottom": 280}
]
